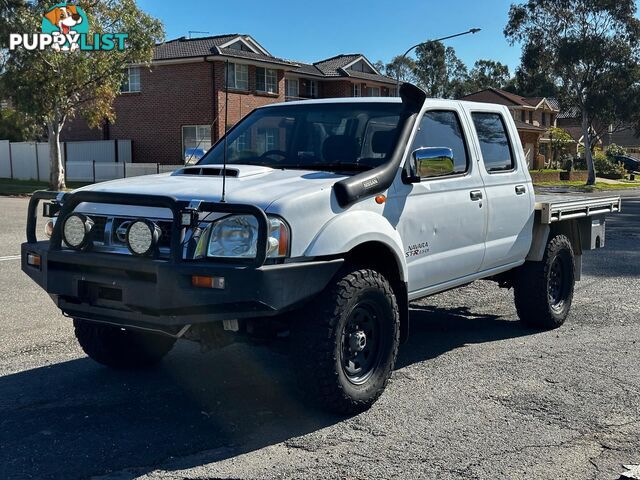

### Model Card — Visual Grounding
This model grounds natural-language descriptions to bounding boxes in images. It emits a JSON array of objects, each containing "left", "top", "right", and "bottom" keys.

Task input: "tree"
[
  {"left": 1, "top": 0, "right": 163, "bottom": 189},
  {"left": 548, "top": 126, "right": 573, "bottom": 169},
  {"left": 0, "top": 108, "right": 43, "bottom": 141},
  {"left": 414, "top": 41, "right": 468, "bottom": 99},
  {"left": 385, "top": 55, "right": 418, "bottom": 85},
  {"left": 505, "top": 0, "right": 640, "bottom": 185},
  {"left": 373, "top": 60, "right": 385, "bottom": 75},
  {"left": 466, "top": 59, "right": 510, "bottom": 92},
  {"left": 508, "top": 43, "right": 559, "bottom": 98}
]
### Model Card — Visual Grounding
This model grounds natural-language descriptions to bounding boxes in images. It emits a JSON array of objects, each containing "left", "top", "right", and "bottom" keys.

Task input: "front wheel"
[
  {"left": 513, "top": 234, "right": 575, "bottom": 329},
  {"left": 290, "top": 269, "right": 400, "bottom": 414},
  {"left": 74, "top": 319, "right": 176, "bottom": 369}
]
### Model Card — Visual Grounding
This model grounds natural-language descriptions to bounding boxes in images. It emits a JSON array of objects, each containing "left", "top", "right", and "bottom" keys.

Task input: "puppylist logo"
[{"left": 9, "top": 2, "right": 128, "bottom": 52}]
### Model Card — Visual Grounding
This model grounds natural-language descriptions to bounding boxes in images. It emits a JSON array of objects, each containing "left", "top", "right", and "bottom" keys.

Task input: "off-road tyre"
[
  {"left": 514, "top": 234, "right": 575, "bottom": 329},
  {"left": 290, "top": 269, "right": 400, "bottom": 414},
  {"left": 73, "top": 319, "right": 176, "bottom": 369}
]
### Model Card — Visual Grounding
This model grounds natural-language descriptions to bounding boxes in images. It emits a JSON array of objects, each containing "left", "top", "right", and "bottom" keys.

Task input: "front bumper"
[
  {"left": 22, "top": 191, "right": 343, "bottom": 334},
  {"left": 22, "top": 241, "right": 343, "bottom": 332}
]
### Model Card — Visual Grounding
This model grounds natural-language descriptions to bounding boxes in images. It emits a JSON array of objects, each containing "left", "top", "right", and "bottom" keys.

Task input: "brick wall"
[
  {"left": 212, "top": 61, "right": 285, "bottom": 140},
  {"left": 62, "top": 61, "right": 215, "bottom": 165},
  {"left": 61, "top": 115, "right": 104, "bottom": 142},
  {"left": 322, "top": 80, "right": 353, "bottom": 98}
]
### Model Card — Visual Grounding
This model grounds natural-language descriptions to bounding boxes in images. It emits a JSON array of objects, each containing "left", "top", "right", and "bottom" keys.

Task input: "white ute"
[{"left": 23, "top": 84, "right": 622, "bottom": 413}]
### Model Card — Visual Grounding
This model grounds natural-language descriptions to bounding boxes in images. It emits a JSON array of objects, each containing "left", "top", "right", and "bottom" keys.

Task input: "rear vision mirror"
[{"left": 407, "top": 147, "right": 455, "bottom": 182}]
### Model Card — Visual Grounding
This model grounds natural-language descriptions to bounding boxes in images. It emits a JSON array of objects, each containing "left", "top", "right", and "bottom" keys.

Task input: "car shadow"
[
  {"left": 397, "top": 304, "right": 535, "bottom": 369},
  {"left": 0, "top": 305, "right": 536, "bottom": 480}
]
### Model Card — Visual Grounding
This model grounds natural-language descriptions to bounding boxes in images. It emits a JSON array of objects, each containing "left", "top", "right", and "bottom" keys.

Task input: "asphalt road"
[{"left": 0, "top": 193, "right": 639, "bottom": 480}]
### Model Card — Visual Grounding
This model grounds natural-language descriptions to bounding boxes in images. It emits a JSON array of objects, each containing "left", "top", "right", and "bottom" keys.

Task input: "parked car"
[
  {"left": 613, "top": 154, "right": 640, "bottom": 172},
  {"left": 184, "top": 147, "right": 206, "bottom": 164},
  {"left": 22, "top": 84, "right": 622, "bottom": 414}
]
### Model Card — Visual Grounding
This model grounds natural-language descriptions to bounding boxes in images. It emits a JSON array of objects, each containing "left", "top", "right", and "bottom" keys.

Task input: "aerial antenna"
[
  {"left": 221, "top": 59, "right": 229, "bottom": 203},
  {"left": 188, "top": 31, "right": 210, "bottom": 39}
]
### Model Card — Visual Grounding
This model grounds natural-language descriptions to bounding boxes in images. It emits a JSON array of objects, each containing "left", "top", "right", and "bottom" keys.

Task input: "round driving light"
[
  {"left": 126, "top": 219, "right": 161, "bottom": 256},
  {"left": 63, "top": 213, "right": 93, "bottom": 250}
]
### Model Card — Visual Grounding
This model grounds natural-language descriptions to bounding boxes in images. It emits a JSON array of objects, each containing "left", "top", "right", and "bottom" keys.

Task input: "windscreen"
[{"left": 198, "top": 103, "right": 405, "bottom": 172}]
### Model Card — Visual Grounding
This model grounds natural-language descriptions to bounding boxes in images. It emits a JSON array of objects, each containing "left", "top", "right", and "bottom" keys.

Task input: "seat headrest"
[{"left": 322, "top": 135, "right": 358, "bottom": 163}]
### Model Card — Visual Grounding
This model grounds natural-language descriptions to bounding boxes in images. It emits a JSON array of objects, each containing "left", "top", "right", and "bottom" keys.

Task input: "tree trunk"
[
  {"left": 581, "top": 111, "right": 596, "bottom": 186},
  {"left": 48, "top": 119, "right": 65, "bottom": 190}
]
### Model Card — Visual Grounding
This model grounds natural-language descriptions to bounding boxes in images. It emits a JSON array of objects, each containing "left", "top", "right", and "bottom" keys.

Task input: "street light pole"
[{"left": 395, "top": 28, "right": 481, "bottom": 90}]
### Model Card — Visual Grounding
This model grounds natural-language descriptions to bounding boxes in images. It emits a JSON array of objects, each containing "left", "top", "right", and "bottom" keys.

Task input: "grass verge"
[
  {"left": 534, "top": 180, "right": 640, "bottom": 192},
  {"left": 0, "top": 179, "right": 89, "bottom": 196}
]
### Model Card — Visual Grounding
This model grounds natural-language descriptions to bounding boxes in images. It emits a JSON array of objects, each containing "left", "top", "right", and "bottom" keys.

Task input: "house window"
[
  {"left": 388, "top": 87, "right": 398, "bottom": 97},
  {"left": 529, "top": 111, "right": 533, "bottom": 124},
  {"left": 285, "top": 79, "right": 299, "bottom": 99},
  {"left": 256, "top": 67, "right": 278, "bottom": 94},
  {"left": 520, "top": 110, "right": 525, "bottom": 122},
  {"left": 366, "top": 86, "right": 381, "bottom": 97},
  {"left": 257, "top": 128, "right": 278, "bottom": 151},
  {"left": 121, "top": 67, "right": 140, "bottom": 93},
  {"left": 352, "top": 84, "right": 362, "bottom": 97},
  {"left": 309, "top": 80, "right": 318, "bottom": 98},
  {"left": 224, "top": 62, "right": 249, "bottom": 91},
  {"left": 182, "top": 125, "right": 212, "bottom": 163},
  {"left": 541, "top": 112, "right": 547, "bottom": 126},
  {"left": 236, "top": 133, "right": 248, "bottom": 152}
]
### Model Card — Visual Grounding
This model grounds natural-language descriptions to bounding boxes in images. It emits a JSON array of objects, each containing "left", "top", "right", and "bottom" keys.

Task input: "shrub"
[
  {"left": 606, "top": 143, "right": 627, "bottom": 158},
  {"left": 593, "top": 152, "right": 627, "bottom": 179}
]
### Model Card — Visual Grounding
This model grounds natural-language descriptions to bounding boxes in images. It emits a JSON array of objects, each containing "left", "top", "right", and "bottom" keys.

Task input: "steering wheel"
[{"left": 259, "top": 150, "right": 288, "bottom": 162}]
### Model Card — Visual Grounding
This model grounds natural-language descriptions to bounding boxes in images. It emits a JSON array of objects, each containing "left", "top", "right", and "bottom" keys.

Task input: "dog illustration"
[{"left": 44, "top": 5, "right": 83, "bottom": 50}]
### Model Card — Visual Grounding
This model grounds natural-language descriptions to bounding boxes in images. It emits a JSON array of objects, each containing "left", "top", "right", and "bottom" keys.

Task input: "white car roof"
[{"left": 259, "top": 96, "right": 503, "bottom": 111}]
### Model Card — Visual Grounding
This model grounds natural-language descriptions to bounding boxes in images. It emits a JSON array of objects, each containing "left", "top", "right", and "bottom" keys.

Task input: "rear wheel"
[
  {"left": 74, "top": 319, "right": 176, "bottom": 369},
  {"left": 290, "top": 268, "right": 400, "bottom": 414},
  {"left": 513, "top": 234, "right": 575, "bottom": 329}
]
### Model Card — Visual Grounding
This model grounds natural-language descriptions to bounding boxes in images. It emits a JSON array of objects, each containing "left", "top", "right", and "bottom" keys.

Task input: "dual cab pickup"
[{"left": 22, "top": 84, "right": 621, "bottom": 413}]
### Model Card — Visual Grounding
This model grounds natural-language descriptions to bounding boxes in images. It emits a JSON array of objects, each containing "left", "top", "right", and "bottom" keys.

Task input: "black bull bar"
[{"left": 26, "top": 190, "right": 270, "bottom": 267}]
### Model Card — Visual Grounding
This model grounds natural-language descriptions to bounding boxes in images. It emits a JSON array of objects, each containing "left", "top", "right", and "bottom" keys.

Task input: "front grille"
[
  {"left": 72, "top": 214, "right": 173, "bottom": 256},
  {"left": 88, "top": 215, "right": 107, "bottom": 244},
  {"left": 110, "top": 218, "right": 172, "bottom": 248},
  {"left": 157, "top": 221, "right": 172, "bottom": 248}
]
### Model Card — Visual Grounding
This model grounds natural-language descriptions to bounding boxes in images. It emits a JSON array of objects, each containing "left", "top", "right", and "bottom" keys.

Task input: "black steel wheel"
[
  {"left": 548, "top": 252, "right": 571, "bottom": 313},
  {"left": 514, "top": 234, "right": 575, "bottom": 329},
  {"left": 341, "top": 300, "right": 384, "bottom": 385},
  {"left": 290, "top": 268, "right": 400, "bottom": 414}
]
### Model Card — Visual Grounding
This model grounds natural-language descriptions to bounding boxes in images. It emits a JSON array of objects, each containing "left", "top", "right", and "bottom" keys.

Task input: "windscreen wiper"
[
  {"left": 306, "top": 163, "right": 373, "bottom": 172},
  {"left": 274, "top": 163, "right": 373, "bottom": 172}
]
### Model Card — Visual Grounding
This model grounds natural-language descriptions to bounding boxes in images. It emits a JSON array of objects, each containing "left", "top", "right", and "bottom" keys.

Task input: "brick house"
[
  {"left": 462, "top": 88, "right": 559, "bottom": 168},
  {"left": 62, "top": 34, "right": 397, "bottom": 165}
]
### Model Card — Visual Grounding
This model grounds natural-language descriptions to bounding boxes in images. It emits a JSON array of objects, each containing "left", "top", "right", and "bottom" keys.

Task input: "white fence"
[
  {"left": 0, "top": 139, "right": 182, "bottom": 183},
  {"left": 66, "top": 162, "right": 181, "bottom": 182}
]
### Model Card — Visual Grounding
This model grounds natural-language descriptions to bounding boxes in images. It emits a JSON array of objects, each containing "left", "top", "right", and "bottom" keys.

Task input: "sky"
[{"left": 137, "top": 0, "right": 524, "bottom": 73}]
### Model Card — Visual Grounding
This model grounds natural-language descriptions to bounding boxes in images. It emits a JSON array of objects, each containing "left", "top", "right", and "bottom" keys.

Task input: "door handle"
[
  {"left": 515, "top": 185, "right": 526, "bottom": 195},
  {"left": 470, "top": 190, "right": 483, "bottom": 201}
]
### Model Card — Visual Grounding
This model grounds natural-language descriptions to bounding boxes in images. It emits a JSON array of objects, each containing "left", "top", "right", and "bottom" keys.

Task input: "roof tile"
[{"left": 153, "top": 36, "right": 393, "bottom": 84}]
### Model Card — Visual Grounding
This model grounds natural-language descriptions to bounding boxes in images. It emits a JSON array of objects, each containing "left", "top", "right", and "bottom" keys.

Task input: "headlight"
[
  {"left": 126, "top": 219, "right": 161, "bottom": 256},
  {"left": 63, "top": 213, "right": 93, "bottom": 250},
  {"left": 205, "top": 215, "right": 290, "bottom": 259}
]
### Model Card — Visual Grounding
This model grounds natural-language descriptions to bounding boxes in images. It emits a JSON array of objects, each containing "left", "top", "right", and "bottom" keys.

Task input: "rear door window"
[{"left": 471, "top": 112, "right": 515, "bottom": 172}]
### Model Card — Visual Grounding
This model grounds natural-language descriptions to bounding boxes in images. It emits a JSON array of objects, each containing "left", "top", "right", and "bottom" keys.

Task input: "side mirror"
[{"left": 405, "top": 147, "right": 455, "bottom": 183}]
